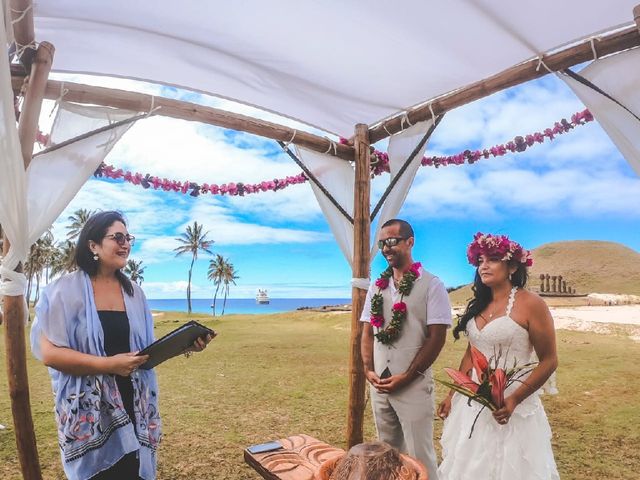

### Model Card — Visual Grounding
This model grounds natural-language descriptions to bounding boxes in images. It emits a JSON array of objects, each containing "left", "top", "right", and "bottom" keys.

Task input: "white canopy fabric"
[
  {"left": 27, "top": 102, "right": 137, "bottom": 242},
  {"left": 0, "top": 57, "right": 136, "bottom": 299},
  {"left": 560, "top": 48, "right": 640, "bottom": 177},
  {"left": 32, "top": 1, "right": 638, "bottom": 137},
  {"left": 0, "top": 7, "right": 28, "bottom": 295},
  {"left": 296, "top": 146, "right": 355, "bottom": 265},
  {"left": 296, "top": 119, "right": 432, "bottom": 274}
]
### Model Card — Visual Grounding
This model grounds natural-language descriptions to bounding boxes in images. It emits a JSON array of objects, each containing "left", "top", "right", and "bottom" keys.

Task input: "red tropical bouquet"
[{"left": 438, "top": 345, "right": 536, "bottom": 436}]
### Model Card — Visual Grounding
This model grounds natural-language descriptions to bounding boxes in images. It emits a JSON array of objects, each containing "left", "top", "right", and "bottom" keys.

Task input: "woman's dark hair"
[
  {"left": 75, "top": 210, "right": 134, "bottom": 297},
  {"left": 452, "top": 261, "right": 528, "bottom": 339}
]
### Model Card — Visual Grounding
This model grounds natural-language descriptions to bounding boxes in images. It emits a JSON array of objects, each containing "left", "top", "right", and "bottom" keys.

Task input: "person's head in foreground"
[{"left": 327, "top": 441, "right": 427, "bottom": 480}]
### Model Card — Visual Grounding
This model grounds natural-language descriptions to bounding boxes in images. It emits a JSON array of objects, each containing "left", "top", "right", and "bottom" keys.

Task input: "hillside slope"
[{"left": 449, "top": 240, "right": 640, "bottom": 305}]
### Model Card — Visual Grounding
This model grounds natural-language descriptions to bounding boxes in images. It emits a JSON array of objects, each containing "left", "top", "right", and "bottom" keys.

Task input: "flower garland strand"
[
  {"left": 370, "top": 262, "right": 421, "bottom": 345},
  {"left": 90, "top": 109, "right": 594, "bottom": 197}
]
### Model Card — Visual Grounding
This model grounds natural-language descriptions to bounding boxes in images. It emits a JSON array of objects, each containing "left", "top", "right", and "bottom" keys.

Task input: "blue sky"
[{"left": 45, "top": 73, "right": 640, "bottom": 299}]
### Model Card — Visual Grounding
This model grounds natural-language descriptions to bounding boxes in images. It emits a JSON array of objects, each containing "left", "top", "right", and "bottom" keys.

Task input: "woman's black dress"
[{"left": 91, "top": 310, "right": 140, "bottom": 480}]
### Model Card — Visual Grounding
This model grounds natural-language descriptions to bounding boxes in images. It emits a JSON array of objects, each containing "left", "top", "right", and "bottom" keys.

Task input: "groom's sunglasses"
[
  {"left": 377, "top": 237, "right": 407, "bottom": 249},
  {"left": 104, "top": 232, "right": 136, "bottom": 246}
]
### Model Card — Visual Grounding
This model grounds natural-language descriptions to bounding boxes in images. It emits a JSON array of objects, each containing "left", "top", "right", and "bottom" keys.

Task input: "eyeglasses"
[
  {"left": 377, "top": 237, "right": 407, "bottom": 249},
  {"left": 104, "top": 232, "right": 135, "bottom": 246}
]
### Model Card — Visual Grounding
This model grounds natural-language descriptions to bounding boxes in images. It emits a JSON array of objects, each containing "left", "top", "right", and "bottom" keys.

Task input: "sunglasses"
[
  {"left": 377, "top": 237, "right": 407, "bottom": 249},
  {"left": 104, "top": 232, "right": 136, "bottom": 246}
]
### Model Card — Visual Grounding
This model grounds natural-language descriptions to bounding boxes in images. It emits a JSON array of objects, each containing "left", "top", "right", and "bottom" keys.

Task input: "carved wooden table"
[{"left": 244, "top": 434, "right": 344, "bottom": 480}]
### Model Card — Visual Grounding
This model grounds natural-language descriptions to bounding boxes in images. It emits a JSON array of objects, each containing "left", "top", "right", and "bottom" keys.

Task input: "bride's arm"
[
  {"left": 493, "top": 293, "right": 558, "bottom": 423},
  {"left": 437, "top": 342, "right": 473, "bottom": 418},
  {"left": 511, "top": 293, "right": 558, "bottom": 404}
]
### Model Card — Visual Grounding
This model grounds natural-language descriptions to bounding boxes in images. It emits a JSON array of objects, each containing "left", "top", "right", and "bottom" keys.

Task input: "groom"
[{"left": 360, "top": 219, "right": 452, "bottom": 480}]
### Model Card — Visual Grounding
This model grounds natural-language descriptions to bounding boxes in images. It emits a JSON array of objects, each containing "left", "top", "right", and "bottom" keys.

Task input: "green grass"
[{"left": 1, "top": 311, "right": 639, "bottom": 479}]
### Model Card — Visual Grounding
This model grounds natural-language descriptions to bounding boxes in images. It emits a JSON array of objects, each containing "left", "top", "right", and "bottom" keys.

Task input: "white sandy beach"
[{"left": 550, "top": 303, "right": 640, "bottom": 341}]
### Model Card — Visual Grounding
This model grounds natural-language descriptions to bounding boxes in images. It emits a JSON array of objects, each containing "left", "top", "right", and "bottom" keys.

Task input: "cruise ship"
[{"left": 256, "top": 289, "right": 270, "bottom": 304}]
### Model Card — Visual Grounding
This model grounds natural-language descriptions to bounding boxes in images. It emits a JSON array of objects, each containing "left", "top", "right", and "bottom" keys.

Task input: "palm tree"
[
  {"left": 66, "top": 208, "right": 93, "bottom": 240},
  {"left": 220, "top": 259, "right": 239, "bottom": 316},
  {"left": 25, "top": 231, "right": 55, "bottom": 305},
  {"left": 124, "top": 259, "right": 145, "bottom": 285},
  {"left": 174, "top": 221, "right": 213, "bottom": 314},
  {"left": 207, "top": 254, "right": 225, "bottom": 316},
  {"left": 50, "top": 240, "right": 77, "bottom": 278}
]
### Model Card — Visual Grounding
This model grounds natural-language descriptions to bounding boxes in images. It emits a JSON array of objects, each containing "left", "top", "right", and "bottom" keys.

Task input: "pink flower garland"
[
  {"left": 92, "top": 109, "right": 593, "bottom": 197},
  {"left": 364, "top": 109, "right": 594, "bottom": 174}
]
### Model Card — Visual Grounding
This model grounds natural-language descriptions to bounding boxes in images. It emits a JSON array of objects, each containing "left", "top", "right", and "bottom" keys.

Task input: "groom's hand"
[
  {"left": 365, "top": 370, "right": 381, "bottom": 388},
  {"left": 376, "top": 373, "right": 411, "bottom": 393}
]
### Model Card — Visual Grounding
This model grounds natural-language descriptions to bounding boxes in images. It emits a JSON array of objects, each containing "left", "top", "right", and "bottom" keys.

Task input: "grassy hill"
[{"left": 449, "top": 240, "right": 640, "bottom": 306}]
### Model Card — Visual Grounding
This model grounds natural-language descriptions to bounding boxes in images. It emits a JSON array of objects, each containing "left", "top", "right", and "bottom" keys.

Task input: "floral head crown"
[{"left": 466, "top": 232, "right": 533, "bottom": 267}]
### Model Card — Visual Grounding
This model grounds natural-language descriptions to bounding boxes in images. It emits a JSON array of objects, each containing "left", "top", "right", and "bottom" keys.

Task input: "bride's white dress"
[{"left": 438, "top": 288, "right": 560, "bottom": 480}]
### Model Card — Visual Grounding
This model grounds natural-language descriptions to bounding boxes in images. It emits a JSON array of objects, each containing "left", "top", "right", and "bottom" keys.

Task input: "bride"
[{"left": 437, "top": 233, "right": 560, "bottom": 480}]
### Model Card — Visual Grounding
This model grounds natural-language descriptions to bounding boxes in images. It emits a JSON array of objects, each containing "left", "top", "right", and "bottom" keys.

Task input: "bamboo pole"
[
  {"left": 369, "top": 25, "right": 640, "bottom": 143},
  {"left": 3, "top": 41, "right": 54, "bottom": 480},
  {"left": 17, "top": 42, "right": 54, "bottom": 166},
  {"left": 9, "top": 77, "right": 355, "bottom": 162},
  {"left": 346, "top": 123, "right": 370, "bottom": 448},
  {"left": 9, "top": 0, "right": 35, "bottom": 69}
]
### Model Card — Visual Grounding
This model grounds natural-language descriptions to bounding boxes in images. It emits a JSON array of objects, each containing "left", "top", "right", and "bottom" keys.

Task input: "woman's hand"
[
  {"left": 437, "top": 394, "right": 453, "bottom": 419},
  {"left": 492, "top": 395, "right": 518, "bottom": 425},
  {"left": 184, "top": 333, "right": 215, "bottom": 354},
  {"left": 107, "top": 352, "right": 149, "bottom": 376}
]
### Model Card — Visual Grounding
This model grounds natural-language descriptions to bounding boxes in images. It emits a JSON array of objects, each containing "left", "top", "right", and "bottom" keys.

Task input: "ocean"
[{"left": 147, "top": 298, "right": 352, "bottom": 315}]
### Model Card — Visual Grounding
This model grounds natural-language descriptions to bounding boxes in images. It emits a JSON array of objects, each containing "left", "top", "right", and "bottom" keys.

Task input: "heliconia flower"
[
  {"left": 470, "top": 346, "right": 489, "bottom": 381},
  {"left": 490, "top": 368, "right": 507, "bottom": 408},
  {"left": 375, "top": 277, "right": 389, "bottom": 289},
  {"left": 392, "top": 302, "right": 407, "bottom": 312},
  {"left": 370, "top": 315, "right": 384, "bottom": 328},
  {"left": 444, "top": 368, "right": 479, "bottom": 394}
]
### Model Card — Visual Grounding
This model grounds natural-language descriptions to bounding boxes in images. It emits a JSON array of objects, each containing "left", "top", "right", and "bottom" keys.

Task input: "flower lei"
[
  {"left": 84, "top": 109, "right": 592, "bottom": 198},
  {"left": 370, "top": 262, "right": 421, "bottom": 345}
]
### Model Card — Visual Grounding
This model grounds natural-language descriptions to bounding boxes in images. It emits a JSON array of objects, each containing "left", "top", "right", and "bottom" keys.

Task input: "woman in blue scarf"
[{"left": 31, "top": 211, "right": 210, "bottom": 480}]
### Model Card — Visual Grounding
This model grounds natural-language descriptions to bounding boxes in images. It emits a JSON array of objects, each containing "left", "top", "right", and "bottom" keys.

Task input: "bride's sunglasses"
[{"left": 104, "top": 232, "right": 136, "bottom": 246}]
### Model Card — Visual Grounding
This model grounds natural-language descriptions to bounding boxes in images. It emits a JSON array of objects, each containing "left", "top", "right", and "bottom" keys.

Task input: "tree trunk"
[
  {"left": 25, "top": 274, "right": 33, "bottom": 306},
  {"left": 187, "top": 255, "right": 195, "bottom": 314},
  {"left": 34, "top": 273, "right": 41, "bottom": 306},
  {"left": 212, "top": 283, "right": 221, "bottom": 316},
  {"left": 221, "top": 284, "right": 229, "bottom": 315}
]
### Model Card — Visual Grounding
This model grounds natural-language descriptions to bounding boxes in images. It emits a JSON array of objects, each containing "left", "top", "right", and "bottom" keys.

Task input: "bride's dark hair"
[{"left": 453, "top": 261, "right": 529, "bottom": 340}]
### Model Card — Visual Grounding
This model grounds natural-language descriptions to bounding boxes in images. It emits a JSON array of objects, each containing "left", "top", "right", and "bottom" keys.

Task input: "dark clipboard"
[{"left": 137, "top": 320, "right": 216, "bottom": 369}]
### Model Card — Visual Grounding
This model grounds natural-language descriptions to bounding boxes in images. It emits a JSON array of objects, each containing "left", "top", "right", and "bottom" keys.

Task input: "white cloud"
[
  {"left": 405, "top": 165, "right": 640, "bottom": 220},
  {"left": 142, "top": 280, "right": 209, "bottom": 299},
  {"left": 183, "top": 198, "right": 331, "bottom": 245}
]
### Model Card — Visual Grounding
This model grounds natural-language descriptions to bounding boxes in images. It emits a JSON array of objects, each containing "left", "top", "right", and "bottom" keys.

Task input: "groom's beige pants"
[{"left": 370, "top": 371, "right": 439, "bottom": 480}]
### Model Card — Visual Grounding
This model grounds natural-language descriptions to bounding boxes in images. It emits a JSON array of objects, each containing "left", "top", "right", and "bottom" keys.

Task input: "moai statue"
[
  {"left": 545, "top": 274, "right": 550, "bottom": 292},
  {"left": 539, "top": 274, "right": 546, "bottom": 292},
  {"left": 562, "top": 280, "right": 567, "bottom": 293},
  {"left": 551, "top": 275, "right": 557, "bottom": 293},
  {"left": 558, "top": 275, "right": 563, "bottom": 293}
]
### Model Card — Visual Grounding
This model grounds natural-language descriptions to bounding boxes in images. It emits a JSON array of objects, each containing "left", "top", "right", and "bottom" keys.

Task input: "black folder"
[{"left": 137, "top": 320, "right": 216, "bottom": 369}]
